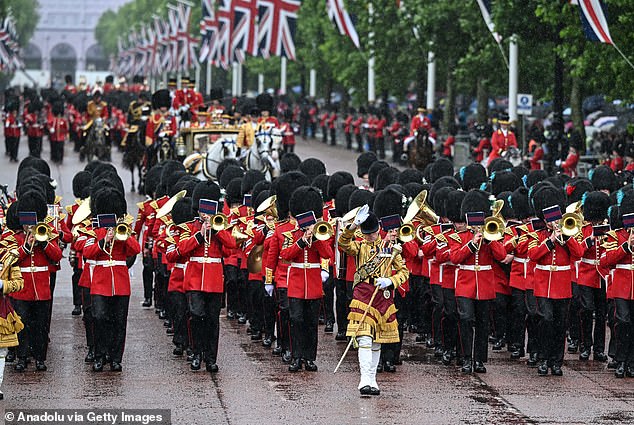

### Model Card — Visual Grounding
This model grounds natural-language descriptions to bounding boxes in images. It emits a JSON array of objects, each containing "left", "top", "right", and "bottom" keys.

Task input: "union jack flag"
[
  {"left": 199, "top": 0, "right": 218, "bottom": 63},
  {"left": 269, "top": 0, "right": 300, "bottom": 59},
  {"left": 326, "top": 0, "right": 360, "bottom": 49},
  {"left": 570, "top": 0, "right": 613, "bottom": 44},
  {"left": 231, "top": 0, "right": 259, "bottom": 63},
  {"left": 214, "top": 0, "right": 233, "bottom": 69},
  {"left": 0, "top": 14, "right": 23, "bottom": 72}
]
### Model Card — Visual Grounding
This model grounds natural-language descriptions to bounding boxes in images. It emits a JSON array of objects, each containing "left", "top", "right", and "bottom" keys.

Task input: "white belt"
[
  {"left": 174, "top": 263, "right": 186, "bottom": 269},
  {"left": 535, "top": 264, "right": 571, "bottom": 272},
  {"left": 615, "top": 264, "right": 634, "bottom": 271},
  {"left": 459, "top": 265, "right": 492, "bottom": 271},
  {"left": 513, "top": 257, "right": 529, "bottom": 264},
  {"left": 20, "top": 266, "right": 48, "bottom": 273},
  {"left": 95, "top": 260, "right": 127, "bottom": 267},
  {"left": 189, "top": 257, "right": 221, "bottom": 264},
  {"left": 290, "top": 262, "right": 321, "bottom": 269},
  {"left": 85, "top": 260, "right": 96, "bottom": 265},
  {"left": 580, "top": 258, "right": 599, "bottom": 266},
  {"left": 439, "top": 262, "right": 456, "bottom": 283}
]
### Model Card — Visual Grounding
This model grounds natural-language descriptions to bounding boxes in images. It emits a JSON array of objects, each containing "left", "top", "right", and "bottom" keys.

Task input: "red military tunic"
[
  {"left": 600, "top": 230, "right": 634, "bottom": 300},
  {"left": 505, "top": 223, "right": 533, "bottom": 291},
  {"left": 410, "top": 113, "right": 431, "bottom": 135},
  {"left": 4, "top": 114, "right": 20, "bottom": 138},
  {"left": 48, "top": 116, "right": 69, "bottom": 143},
  {"left": 75, "top": 223, "right": 94, "bottom": 289},
  {"left": 24, "top": 112, "right": 44, "bottom": 138},
  {"left": 265, "top": 219, "right": 297, "bottom": 288},
  {"left": 176, "top": 220, "right": 237, "bottom": 293},
  {"left": 527, "top": 229, "right": 584, "bottom": 299},
  {"left": 448, "top": 230, "right": 507, "bottom": 300},
  {"left": 83, "top": 227, "right": 141, "bottom": 297},
  {"left": 576, "top": 224, "right": 607, "bottom": 289},
  {"left": 13, "top": 231, "right": 63, "bottom": 301},
  {"left": 488, "top": 129, "right": 517, "bottom": 165},
  {"left": 145, "top": 112, "right": 177, "bottom": 147},
  {"left": 421, "top": 224, "right": 444, "bottom": 286},
  {"left": 280, "top": 230, "right": 333, "bottom": 299},
  {"left": 165, "top": 223, "right": 188, "bottom": 293},
  {"left": 435, "top": 230, "right": 457, "bottom": 290}
]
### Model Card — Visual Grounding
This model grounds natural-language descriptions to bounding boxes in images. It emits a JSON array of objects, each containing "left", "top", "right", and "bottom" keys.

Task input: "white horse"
[
  {"left": 183, "top": 137, "right": 238, "bottom": 180},
  {"left": 245, "top": 129, "right": 282, "bottom": 180}
]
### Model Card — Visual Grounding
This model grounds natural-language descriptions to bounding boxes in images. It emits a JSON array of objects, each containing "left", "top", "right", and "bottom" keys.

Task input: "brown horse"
[{"left": 407, "top": 129, "right": 434, "bottom": 171}]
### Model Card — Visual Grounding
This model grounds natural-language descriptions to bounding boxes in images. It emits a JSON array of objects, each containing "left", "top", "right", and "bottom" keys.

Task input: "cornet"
[
  {"left": 314, "top": 220, "right": 334, "bottom": 241},
  {"left": 114, "top": 222, "right": 132, "bottom": 241}
]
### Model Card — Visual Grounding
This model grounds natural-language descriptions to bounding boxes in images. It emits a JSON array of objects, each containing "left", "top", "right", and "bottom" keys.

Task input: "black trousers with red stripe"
[
  {"left": 457, "top": 297, "right": 490, "bottom": 363},
  {"left": 92, "top": 295, "right": 130, "bottom": 363},
  {"left": 80, "top": 287, "right": 94, "bottom": 349},
  {"left": 13, "top": 299, "right": 50, "bottom": 361}
]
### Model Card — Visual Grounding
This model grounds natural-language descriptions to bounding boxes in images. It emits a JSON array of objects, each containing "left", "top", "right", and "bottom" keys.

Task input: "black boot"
[
  {"left": 442, "top": 350, "right": 454, "bottom": 366},
  {"left": 92, "top": 358, "right": 104, "bottom": 372},
  {"left": 288, "top": 358, "right": 302, "bottom": 372},
  {"left": 615, "top": 362, "right": 626, "bottom": 378},
  {"left": 14, "top": 358, "right": 26, "bottom": 372},
  {"left": 567, "top": 339, "right": 578, "bottom": 353},
  {"left": 272, "top": 346, "right": 283, "bottom": 356},
  {"left": 579, "top": 348, "right": 591, "bottom": 361},
  {"left": 335, "top": 331, "right": 347, "bottom": 341},
  {"left": 551, "top": 364, "right": 563, "bottom": 376},
  {"left": 492, "top": 339, "right": 505, "bottom": 351},
  {"left": 324, "top": 322, "right": 334, "bottom": 333},
  {"left": 527, "top": 352, "right": 538, "bottom": 367},
  {"left": 262, "top": 335, "right": 274, "bottom": 347},
  {"left": 142, "top": 298, "right": 152, "bottom": 308},
  {"left": 206, "top": 362, "right": 219, "bottom": 373},
  {"left": 250, "top": 331, "right": 263, "bottom": 341},
  {"left": 383, "top": 361, "right": 396, "bottom": 373},
  {"left": 110, "top": 362, "right": 122, "bottom": 372},
  {"left": 510, "top": 346, "right": 525, "bottom": 359},
  {"left": 537, "top": 361, "right": 549, "bottom": 376},
  {"left": 71, "top": 305, "right": 82, "bottom": 316},
  {"left": 281, "top": 350, "right": 292, "bottom": 363},
  {"left": 594, "top": 352, "right": 608, "bottom": 362},
  {"left": 190, "top": 354, "right": 202, "bottom": 370},
  {"left": 5, "top": 350, "right": 15, "bottom": 363},
  {"left": 474, "top": 361, "right": 487, "bottom": 373},
  {"left": 173, "top": 345, "right": 184, "bottom": 356},
  {"left": 304, "top": 360, "right": 318, "bottom": 372},
  {"left": 461, "top": 359, "right": 473, "bottom": 374},
  {"left": 84, "top": 348, "right": 95, "bottom": 363}
]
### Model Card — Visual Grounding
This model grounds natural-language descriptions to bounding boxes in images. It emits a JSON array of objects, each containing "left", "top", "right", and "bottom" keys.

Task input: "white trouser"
[
  {"left": 0, "top": 347, "right": 7, "bottom": 391},
  {"left": 357, "top": 336, "right": 381, "bottom": 390}
]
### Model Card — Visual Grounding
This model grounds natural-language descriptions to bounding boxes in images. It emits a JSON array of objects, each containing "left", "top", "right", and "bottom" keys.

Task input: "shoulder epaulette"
[
  {"left": 449, "top": 233, "right": 461, "bottom": 243},
  {"left": 527, "top": 231, "right": 539, "bottom": 240},
  {"left": 136, "top": 201, "right": 145, "bottom": 210},
  {"left": 64, "top": 205, "right": 73, "bottom": 214},
  {"left": 504, "top": 227, "right": 514, "bottom": 236},
  {"left": 423, "top": 226, "right": 434, "bottom": 236},
  {"left": 54, "top": 195, "right": 62, "bottom": 205}
]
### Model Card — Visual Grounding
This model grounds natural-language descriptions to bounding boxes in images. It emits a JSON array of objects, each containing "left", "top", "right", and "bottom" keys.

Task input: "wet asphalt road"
[{"left": 2, "top": 136, "right": 634, "bottom": 425}]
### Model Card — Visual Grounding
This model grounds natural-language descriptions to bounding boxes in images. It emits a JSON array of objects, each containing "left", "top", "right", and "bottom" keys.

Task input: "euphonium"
[
  {"left": 314, "top": 220, "right": 334, "bottom": 241},
  {"left": 231, "top": 226, "right": 249, "bottom": 244},
  {"left": 115, "top": 222, "right": 132, "bottom": 241},
  {"left": 256, "top": 195, "right": 278, "bottom": 220},
  {"left": 34, "top": 223, "right": 51, "bottom": 242},
  {"left": 560, "top": 212, "right": 582, "bottom": 237},
  {"left": 398, "top": 223, "right": 415, "bottom": 243},
  {"left": 483, "top": 216, "right": 505, "bottom": 241},
  {"left": 211, "top": 213, "right": 229, "bottom": 231}
]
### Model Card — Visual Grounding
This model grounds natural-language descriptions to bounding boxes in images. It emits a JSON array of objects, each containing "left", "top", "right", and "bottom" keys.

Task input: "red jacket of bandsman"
[
  {"left": 24, "top": 112, "right": 44, "bottom": 138},
  {"left": 265, "top": 218, "right": 297, "bottom": 289},
  {"left": 601, "top": 230, "right": 634, "bottom": 300},
  {"left": 13, "top": 231, "right": 63, "bottom": 301}
]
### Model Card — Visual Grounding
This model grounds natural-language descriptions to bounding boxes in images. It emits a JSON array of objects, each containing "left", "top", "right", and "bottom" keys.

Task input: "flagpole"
[
  {"left": 206, "top": 57, "right": 212, "bottom": 94},
  {"left": 258, "top": 73, "right": 264, "bottom": 94},
  {"left": 238, "top": 62, "right": 243, "bottom": 95},
  {"left": 232, "top": 62, "right": 238, "bottom": 96},
  {"left": 508, "top": 34, "right": 518, "bottom": 123},
  {"left": 309, "top": 69, "right": 316, "bottom": 98},
  {"left": 612, "top": 43, "right": 634, "bottom": 72},
  {"left": 367, "top": 2, "right": 375, "bottom": 103},
  {"left": 426, "top": 49, "right": 435, "bottom": 111},
  {"left": 280, "top": 56, "right": 287, "bottom": 96}
]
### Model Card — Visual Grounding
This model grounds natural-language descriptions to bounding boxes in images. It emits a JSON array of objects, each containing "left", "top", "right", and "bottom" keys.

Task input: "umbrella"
[
  {"left": 593, "top": 116, "right": 618, "bottom": 129},
  {"left": 586, "top": 110, "right": 603, "bottom": 123}
]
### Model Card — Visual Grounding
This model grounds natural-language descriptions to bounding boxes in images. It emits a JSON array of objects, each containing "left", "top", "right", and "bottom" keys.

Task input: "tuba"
[{"left": 403, "top": 190, "right": 439, "bottom": 227}]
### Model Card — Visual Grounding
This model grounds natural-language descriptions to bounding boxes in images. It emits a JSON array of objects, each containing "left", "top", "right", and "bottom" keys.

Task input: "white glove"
[
  {"left": 265, "top": 284, "right": 274, "bottom": 297},
  {"left": 321, "top": 269, "right": 330, "bottom": 283},
  {"left": 50, "top": 127, "right": 55, "bottom": 133},
  {"left": 353, "top": 204, "right": 370, "bottom": 226},
  {"left": 555, "top": 159, "right": 562, "bottom": 166},
  {"left": 375, "top": 277, "right": 392, "bottom": 289}
]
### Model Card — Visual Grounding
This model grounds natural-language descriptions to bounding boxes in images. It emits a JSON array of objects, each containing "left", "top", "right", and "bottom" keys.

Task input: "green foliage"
[{"left": 2, "top": 0, "right": 40, "bottom": 46}]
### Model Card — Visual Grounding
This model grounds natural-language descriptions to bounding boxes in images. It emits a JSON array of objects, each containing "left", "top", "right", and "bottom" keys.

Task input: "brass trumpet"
[
  {"left": 314, "top": 220, "right": 334, "bottom": 241},
  {"left": 560, "top": 212, "right": 582, "bottom": 237},
  {"left": 211, "top": 213, "right": 229, "bottom": 231},
  {"left": 483, "top": 216, "right": 505, "bottom": 242},
  {"left": 115, "top": 222, "right": 132, "bottom": 241},
  {"left": 398, "top": 223, "right": 416, "bottom": 243},
  {"left": 34, "top": 223, "right": 51, "bottom": 242}
]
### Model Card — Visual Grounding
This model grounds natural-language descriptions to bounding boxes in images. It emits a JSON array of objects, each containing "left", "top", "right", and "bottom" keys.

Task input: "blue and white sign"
[{"left": 517, "top": 94, "right": 533, "bottom": 116}]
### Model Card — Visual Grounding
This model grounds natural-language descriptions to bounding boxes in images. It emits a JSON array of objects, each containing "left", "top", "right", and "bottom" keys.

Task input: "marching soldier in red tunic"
[
  {"left": 24, "top": 98, "right": 44, "bottom": 158},
  {"left": 176, "top": 182, "right": 237, "bottom": 373},
  {"left": 280, "top": 187, "right": 333, "bottom": 372},
  {"left": 528, "top": 185, "right": 584, "bottom": 376},
  {"left": 4, "top": 99, "right": 21, "bottom": 163},
  {"left": 48, "top": 101, "right": 69, "bottom": 164}
]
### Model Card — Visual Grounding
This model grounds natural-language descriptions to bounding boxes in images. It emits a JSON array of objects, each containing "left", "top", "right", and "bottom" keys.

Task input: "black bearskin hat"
[
  {"left": 289, "top": 186, "right": 324, "bottom": 219},
  {"left": 565, "top": 177, "right": 594, "bottom": 204},
  {"left": 446, "top": 190, "right": 467, "bottom": 223},
  {"left": 430, "top": 158, "right": 454, "bottom": 183},
  {"left": 280, "top": 153, "right": 302, "bottom": 173},
  {"left": 590, "top": 165, "right": 617, "bottom": 193},
  {"left": 92, "top": 187, "right": 127, "bottom": 217},
  {"left": 151, "top": 89, "right": 171, "bottom": 110},
  {"left": 461, "top": 189, "right": 494, "bottom": 219},
  {"left": 460, "top": 164, "right": 487, "bottom": 191},
  {"left": 509, "top": 187, "right": 533, "bottom": 220},
  {"left": 511, "top": 165, "right": 529, "bottom": 183},
  {"left": 172, "top": 198, "right": 194, "bottom": 225},
  {"left": 17, "top": 190, "right": 48, "bottom": 222},
  {"left": 373, "top": 187, "right": 407, "bottom": 219},
  {"left": 252, "top": 180, "right": 271, "bottom": 204},
  {"left": 219, "top": 165, "right": 245, "bottom": 189},
  {"left": 327, "top": 171, "right": 355, "bottom": 201},
  {"left": 433, "top": 186, "right": 454, "bottom": 218},
  {"left": 256, "top": 93, "right": 274, "bottom": 113},
  {"left": 398, "top": 168, "right": 424, "bottom": 186},
  {"left": 170, "top": 175, "right": 199, "bottom": 197},
  {"left": 254, "top": 190, "right": 271, "bottom": 213},
  {"left": 488, "top": 158, "right": 513, "bottom": 174},
  {"left": 311, "top": 174, "right": 330, "bottom": 202},
  {"left": 335, "top": 184, "right": 358, "bottom": 217},
  {"left": 6, "top": 202, "right": 20, "bottom": 231},
  {"left": 225, "top": 177, "right": 243, "bottom": 205},
  {"left": 404, "top": 183, "right": 424, "bottom": 200},
  {"left": 210, "top": 87, "right": 224, "bottom": 102},
  {"left": 429, "top": 176, "right": 461, "bottom": 206},
  {"left": 144, "top": 165, "right": 164, "bottom": 197},
  {"left": 349, "top": 189, "right": 375, "bottom": 211},
  {"left": 216, "top": 159, "right": 243, "bottom": 182},
  {"left": 360, "top": 212, "right": 380, "bottom": 234},
  {"left": 368, "top": 161, "right": 389, "bottom": 189},
  {"left": 73, "top": 171, "right": 92, "bottom": 199},
  {"left": 274, "top": 171, "right": 310, "bottom": 219},
  {"left": 582, "top": 191, "right": 610, "bottom": 223},
  {"left": 525, "top": 169, "right": 548, "bottom": 188},
  {"left": 356, "top": 152, "right": 378, "bottom": 178},
  {"left": 163, "top": 170, "right": 187, "bottom": 196},
  {"left": 375, "top": 167, "right": 400, "bottom": 191},
  {"left": 532, "top": 186, "right": 565, "bottom": 221},
  {"left": 18, "top": 156, "right": 51, "bottom": 178},
  {"left": 497, "top": 191, "right": 515, "bottom": 220},
  {"left": 241, "top": 170, "right": 266, "bottom": 195},
  {"left": 545, "top": 175, "right": 565, "bottom": 189},
  {"left": 299, "top": 158, "right": 327, "bottom": 181},
  {"left": 192, "top": 181, "right": 221, "bottom": 212},
  {"left": 491, "top": 170, "right": 521, "bottom": 196}
]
